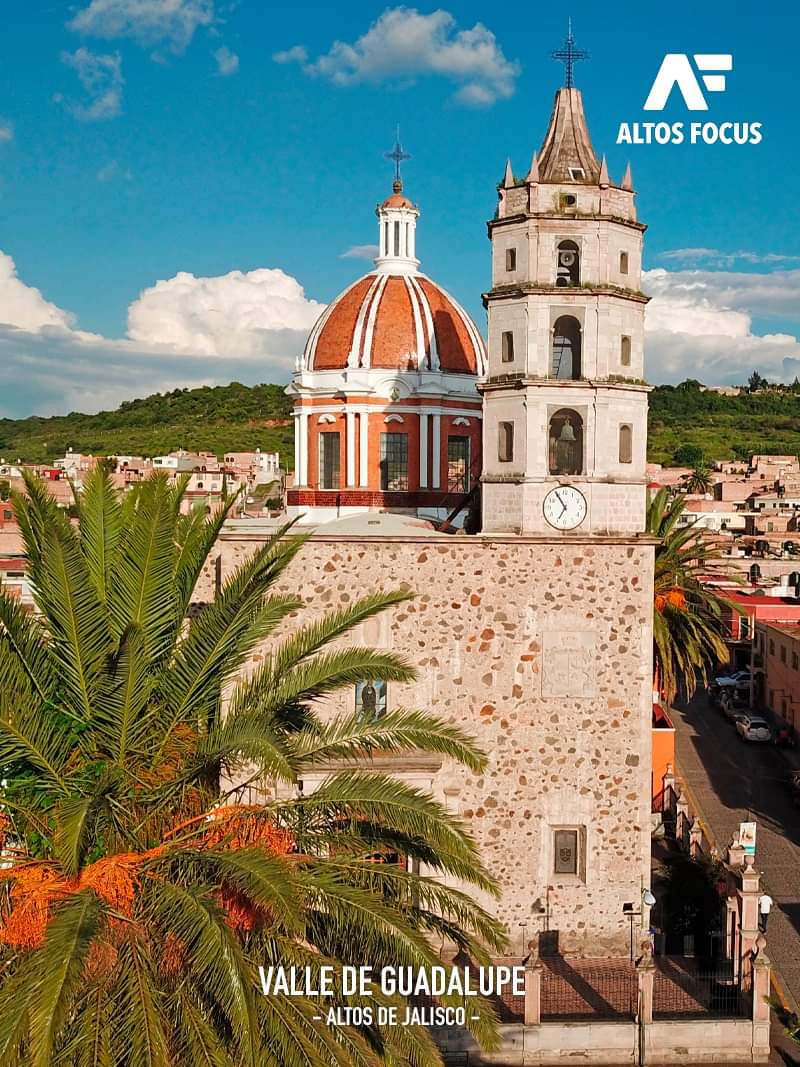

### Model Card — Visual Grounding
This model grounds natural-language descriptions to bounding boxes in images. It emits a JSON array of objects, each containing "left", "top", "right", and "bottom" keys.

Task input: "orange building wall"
[{"left": 651, "top": 705, "right": 675, "bottom": 801}]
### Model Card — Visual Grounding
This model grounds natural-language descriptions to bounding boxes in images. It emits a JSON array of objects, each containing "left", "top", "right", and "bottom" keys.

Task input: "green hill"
[
  {"left": 0, "top": 383, "right": 294, "bottom": 467},
  {"left": 648, "top": 381, "right": 800, "bottom": 466},
  {"left": 1, "top": 379, "right": 798, "bottom": 469}
]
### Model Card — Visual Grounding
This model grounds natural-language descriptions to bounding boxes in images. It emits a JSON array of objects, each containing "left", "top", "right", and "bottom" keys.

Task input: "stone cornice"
[
  {"left": 479, "top": 377, "right": 652, "bottom": 394},
  {"left": 219, "top": 530, "right": 659, "bottom": 547},
  {"left": 488, "top": 213, "right": 647, "bottom": 234},
  {"left": 483, "top": 284, "right": 649, "bottom": 305}
]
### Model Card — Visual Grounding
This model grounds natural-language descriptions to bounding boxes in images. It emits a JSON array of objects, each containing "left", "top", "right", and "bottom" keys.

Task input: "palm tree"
[
  {"left": 647, "top": 488, "right": 733, "bottom": 703},
  {"left": 0, "top": 469, "right": 505, "bottom": 1067},
  {"left": 682, "top": 465, "right": 713, "bottom": 495}
]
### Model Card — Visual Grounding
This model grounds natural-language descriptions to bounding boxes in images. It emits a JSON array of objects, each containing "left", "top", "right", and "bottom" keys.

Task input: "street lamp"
[{"left": 623, "top": 890, "right": 656, "bottom": 961}]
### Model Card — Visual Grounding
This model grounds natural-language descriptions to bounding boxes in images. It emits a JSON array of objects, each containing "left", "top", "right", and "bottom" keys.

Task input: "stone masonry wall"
[{"left": 199, "top": 532, "right": 655, "bottom": 957}]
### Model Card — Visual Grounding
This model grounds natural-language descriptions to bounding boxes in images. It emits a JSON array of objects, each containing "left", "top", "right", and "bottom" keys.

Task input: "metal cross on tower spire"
[
  {"left": 551, "top": 19, "right": 588, "bottom": 89},
  {"left": 384, "top": 127, "right": 411, "bottom": 190}
]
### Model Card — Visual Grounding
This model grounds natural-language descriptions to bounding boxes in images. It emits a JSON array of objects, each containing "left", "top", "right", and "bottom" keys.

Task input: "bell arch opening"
[
  {"left": 551, "top": 316, "right": 582, "bottom": 379},
  {"left": 549, "top": 409, "right": 584, "bottom": 475}
]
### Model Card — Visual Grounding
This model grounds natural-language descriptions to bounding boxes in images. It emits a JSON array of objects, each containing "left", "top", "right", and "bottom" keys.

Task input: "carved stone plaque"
[{"left": 541, "top": 631, "right": 597, "bottom": 698}]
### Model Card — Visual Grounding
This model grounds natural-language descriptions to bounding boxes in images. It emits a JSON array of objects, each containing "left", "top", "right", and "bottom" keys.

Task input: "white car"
[
  {"left": 714, "top": 669, "right": 752, "bottom": 688},
  {"left": 735, "top": 717, "right": 772, "bottom": 742}
]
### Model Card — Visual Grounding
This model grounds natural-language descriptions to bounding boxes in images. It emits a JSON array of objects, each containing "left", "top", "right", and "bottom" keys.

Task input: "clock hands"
[{"left": 554, "top": 490, "right": 568, "bottom": 516}]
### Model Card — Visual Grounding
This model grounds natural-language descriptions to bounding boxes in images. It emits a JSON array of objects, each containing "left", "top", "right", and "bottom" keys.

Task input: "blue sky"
[{"left": 1, "top": 0, "right": 798, "bottom": 416}]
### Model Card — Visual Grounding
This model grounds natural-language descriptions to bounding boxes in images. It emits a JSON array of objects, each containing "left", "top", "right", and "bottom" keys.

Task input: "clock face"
[{"left": 543, "top": 486, "right": 587, "bottom": 530}]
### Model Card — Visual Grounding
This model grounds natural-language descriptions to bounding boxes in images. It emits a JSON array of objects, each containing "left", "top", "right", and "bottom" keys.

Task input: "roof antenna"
[{"left": 551, "top": 18, "right": 589, "bottom": 88}]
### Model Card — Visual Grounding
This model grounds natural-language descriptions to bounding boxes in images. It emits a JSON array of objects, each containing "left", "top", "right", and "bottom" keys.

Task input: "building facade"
[{"left": 286, "top": 178, "right": 486, "bottom": 525}]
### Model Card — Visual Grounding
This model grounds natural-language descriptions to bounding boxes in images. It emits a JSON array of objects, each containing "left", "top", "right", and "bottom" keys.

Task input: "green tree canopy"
[{"left": 0, "top": 470, "right": 505, "bottom": 1066}]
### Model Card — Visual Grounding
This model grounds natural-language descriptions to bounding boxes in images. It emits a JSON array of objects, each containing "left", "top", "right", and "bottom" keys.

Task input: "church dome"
[
  {"left": 301, "top": 173, "right": 485, "bottom": 377},
  {"left": 303, "top": 271, "right": 486, "bottom": 375}
]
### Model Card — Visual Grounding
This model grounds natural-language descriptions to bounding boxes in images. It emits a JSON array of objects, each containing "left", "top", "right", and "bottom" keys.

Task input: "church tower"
[{"left": 481, "top": 36, "right": 649, "bottom": 536}]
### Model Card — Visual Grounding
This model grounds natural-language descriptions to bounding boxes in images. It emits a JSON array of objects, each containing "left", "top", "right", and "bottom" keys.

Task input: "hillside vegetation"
[
  {"left": 0, "top": 382, "right": 294, "bottom": 466},
  {"left": 648, "top": 380, "right": 800, "bottom": 466},
  {"left": 1, "top": 379, "right": 798, "bottom": 468}
]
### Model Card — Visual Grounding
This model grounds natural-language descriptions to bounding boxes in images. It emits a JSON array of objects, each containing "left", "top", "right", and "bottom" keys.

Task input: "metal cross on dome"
[
  {"left": 384, "top": 127, "right": 411, "bottom": 187},
  {"left": 551, "top": 19, "right": 589, "bottom": 89}
]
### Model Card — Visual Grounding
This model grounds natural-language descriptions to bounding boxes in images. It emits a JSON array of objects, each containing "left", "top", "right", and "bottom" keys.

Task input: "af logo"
[
  {"left": 617, "top": 51, "right": 760, "bottom": 146},
  {"left": 644, "top": 53, "right": 732, "bottom": 111}
]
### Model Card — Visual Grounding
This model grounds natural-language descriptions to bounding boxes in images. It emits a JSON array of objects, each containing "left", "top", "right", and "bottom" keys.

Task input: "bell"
[{"left": 559, "top": 419, "right": 576, "bottom": 442}]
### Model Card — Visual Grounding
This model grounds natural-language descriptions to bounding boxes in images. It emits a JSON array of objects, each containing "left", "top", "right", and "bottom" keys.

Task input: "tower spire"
[{"left": 551, "top": 19, "right": 589, "bottom": 89}]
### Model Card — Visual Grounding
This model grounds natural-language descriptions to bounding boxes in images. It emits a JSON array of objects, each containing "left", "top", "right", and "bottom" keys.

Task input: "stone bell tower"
[{"left": 481, "top": 45, "right": 650, "bottom": 536}]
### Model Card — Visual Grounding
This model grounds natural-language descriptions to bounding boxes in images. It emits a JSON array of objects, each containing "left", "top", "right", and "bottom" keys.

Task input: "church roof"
[{"left": 537, "top": 87, "right": 601, "bottom": 183}]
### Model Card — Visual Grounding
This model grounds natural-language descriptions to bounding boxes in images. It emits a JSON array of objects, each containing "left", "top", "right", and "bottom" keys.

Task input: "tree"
[
  {"left": 682, "top": 465, "right": 713, "bottom": 494},
  {"left": 747, "top": 370, "right": 768, "bottom": 393},
  {"left": 0, "top": 469, "right": 505, "bottom": 1066},
  {"left": 647, "top": 488, "right": 733, "bottom": 703},
  {"left": 672, "top": 444, "right": 706, "bottom": 468}
]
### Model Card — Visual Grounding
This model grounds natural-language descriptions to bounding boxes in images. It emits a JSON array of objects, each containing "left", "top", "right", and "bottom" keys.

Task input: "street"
[{"left": 670, "top": 691, "right": 800, "bottom": 1063}]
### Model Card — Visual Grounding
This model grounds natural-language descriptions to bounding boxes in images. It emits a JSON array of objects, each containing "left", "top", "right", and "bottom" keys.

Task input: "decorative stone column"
[
  {"left": 298, "top": 411, "right": 309, "bottom": 486},
  {"left": 524, "top": 954, "right": 542, "bottom": 1026},
  {"left": 419, "top": 413, "right": 429, "bottom": 489},
  {"left": 689, "top": 816, "right": 703, "bottom": 858},
  {"left": 751, "top": 933, "right": 771, "bottom": 1061},
  {"left": 739, "top": 857, "right": 761, "bottom": 988},
  {"left": 675, "top": 790, "right": 690, "bottom": 847},
  {"left": 346, "top": 411, "right": 356, "bottom": 486},
  {"left": 358, "top": 411, "right": 369, "bottom": 487},
  {"left": 431, "top": 413, "right": 441, "bottom": 490},
  {"left": 662, "top": 762, "right": 675, "bottom": 798},
  {"left": 636, "top": 939, "right": 655, "bottom": 1025}
]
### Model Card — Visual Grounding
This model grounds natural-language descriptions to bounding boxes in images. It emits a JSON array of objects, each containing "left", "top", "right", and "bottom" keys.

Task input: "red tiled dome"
[{"left": 304, "top": 272, "right": 486, "bottom": 375}]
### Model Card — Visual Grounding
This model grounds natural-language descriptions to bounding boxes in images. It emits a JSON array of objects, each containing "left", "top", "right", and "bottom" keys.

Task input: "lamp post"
[{"left": 623, "top": 890, "right": 657, "bottom": 962}]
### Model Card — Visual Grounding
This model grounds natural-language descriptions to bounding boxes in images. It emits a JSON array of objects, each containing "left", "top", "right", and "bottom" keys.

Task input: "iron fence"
[
  {"left": 540, "top": 959, "right": 637, "bottom": 1021},
  {"left": 653, "top": 957, "right": 749, "bottom": 1019}
]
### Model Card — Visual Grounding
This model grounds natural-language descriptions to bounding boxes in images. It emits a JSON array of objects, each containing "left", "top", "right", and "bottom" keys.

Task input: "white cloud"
[
  {"left": 97, "top": 159, "right": 133, "bottom": 183},
  {"left": 0, "top": 254, "right": 325, "bottom": 418},
  {"left": 128, "top": 268, "right": 324, "bottom": 357},
  {"left": 340, "top": 244, "right": 379, "bottom": 261},
  {"left": 659, "top": 247, "right": 800, "bottom": 268},
  {"left": 69, "top": 0, "right": 214, "bottom": 53},
  {"left": 214, "top": 46, "right": 239, "bottom": 76},
  {"left": 0, "top": 120, "right": 14, "bottom": 144},
  {"left": 278, "top": 7, "right": 519, "bottom": 106},
  {"left": 643, "top": 267, "right": 800, "bottom": 386},
  {"left": 60, "top": 48, "right": 124, "bottom": 121},
  {"left": 0, "top": 253, "right": 79, "bottom": 333},
  {"left": 273, "top": 44, "right": 307, "bottom": 65}
]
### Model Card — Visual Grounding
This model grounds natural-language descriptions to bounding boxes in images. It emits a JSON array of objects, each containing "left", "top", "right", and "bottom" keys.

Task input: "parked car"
[
  {"left": 714, "top": 669, "right": 752, "bottom": 689},
  {"left": 735, "top": 716, "right": 772, "bottom": 742},
  {"left": 773, "top": 724, "right": 797, "bottom": 748}
]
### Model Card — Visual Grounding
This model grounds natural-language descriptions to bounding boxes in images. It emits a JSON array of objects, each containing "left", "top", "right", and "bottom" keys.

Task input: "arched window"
[
  {"left": 620, "top": 251, "right": 629, "bottom": 275},
  {"left": 556, "top": 240, "right": 580, "bottom": 287},
  {"left": 621, "top": 335, "right": 631, "bottom": 367},
  {"left": 549, "top": 409, "right": 584, "bottom": 475},
  {"left": 551, "top": 316, "right": 582, "bottom": 379},
  {"left": 619, "top": 424, "right": 633, "bottom": 464}
]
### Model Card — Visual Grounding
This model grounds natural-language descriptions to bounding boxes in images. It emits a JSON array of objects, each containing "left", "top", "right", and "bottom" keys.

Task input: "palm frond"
[
  {"left": 78, "top": 466, "right": 123, "bottom": 606},
  {"left": 286, "top": 708, "right": 487, "bottom": 774},
  {"left": 108, "top": 474, "right": 179, "bottom": 661},
  {"left": 27, "top": 891, "right": 101, "bottom": 1067}
]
